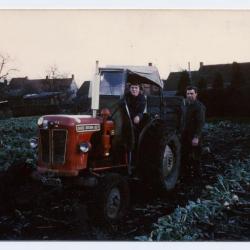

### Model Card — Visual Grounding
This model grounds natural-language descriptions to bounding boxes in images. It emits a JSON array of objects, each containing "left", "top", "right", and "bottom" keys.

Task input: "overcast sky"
[{"left": 1, "top": 9, "right": 250, "bottom": 86}]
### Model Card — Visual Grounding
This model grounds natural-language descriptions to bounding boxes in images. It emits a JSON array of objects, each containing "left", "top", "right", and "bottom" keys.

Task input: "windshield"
[{"left": 99, "top": 71, "right": 125, "bottom": 96}]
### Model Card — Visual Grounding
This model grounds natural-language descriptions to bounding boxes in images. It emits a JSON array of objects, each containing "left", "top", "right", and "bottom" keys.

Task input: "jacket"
[
  {"left": 124, "top": 92, "right": 146, "bottom": 120},
  {"left": 182, "top": 99, "right": 206, "bottom": 140}
]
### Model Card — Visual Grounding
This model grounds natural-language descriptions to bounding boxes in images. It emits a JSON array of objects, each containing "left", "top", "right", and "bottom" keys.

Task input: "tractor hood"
[{"left": 38, "top": 114, "right": 101, "bottom": 132}]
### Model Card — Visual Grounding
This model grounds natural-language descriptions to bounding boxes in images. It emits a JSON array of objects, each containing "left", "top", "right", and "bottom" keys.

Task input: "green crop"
[
  {"left": 0, "top": 116, "right": 38, "bottom": 170},
  {"left": 147, "top": 159, "right": 250, "bottom": 241}
]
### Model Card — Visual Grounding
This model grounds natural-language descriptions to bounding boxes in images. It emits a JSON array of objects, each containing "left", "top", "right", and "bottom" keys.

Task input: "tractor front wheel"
[{"left": 88, "top": 173, "right": 130, "bottom": 224}]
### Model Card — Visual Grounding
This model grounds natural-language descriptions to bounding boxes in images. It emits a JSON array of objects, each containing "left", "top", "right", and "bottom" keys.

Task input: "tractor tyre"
[
  {"left": 154, "top": 132, "right": 181, "bottom": 191},
  {"left": 162, "top": 96, "right": 185, "bottom": 131},
  {"left": 88, "top": 173, "right": 130, "bottom": 225},
  {"left": 138, "top": 122, "right": 181, "bottom": 192}
]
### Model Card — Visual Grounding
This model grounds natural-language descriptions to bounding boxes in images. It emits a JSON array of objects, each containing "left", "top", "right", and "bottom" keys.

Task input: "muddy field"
[{"left": 0, "top": 117, "right": 250, "bottom": 240}]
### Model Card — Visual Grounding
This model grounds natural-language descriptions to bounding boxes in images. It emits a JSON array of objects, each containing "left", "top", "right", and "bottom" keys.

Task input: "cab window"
[
  {"left": 141, "top": 83, "right": 160, "bottom": 96},
  {"left": 99, "top": 71, "right": 125, "bottom": 96}
]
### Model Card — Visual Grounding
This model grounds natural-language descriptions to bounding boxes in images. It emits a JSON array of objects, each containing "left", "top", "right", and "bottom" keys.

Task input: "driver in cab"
[{"left": 124, "top": 82, "right": 146, "bottom": 127}]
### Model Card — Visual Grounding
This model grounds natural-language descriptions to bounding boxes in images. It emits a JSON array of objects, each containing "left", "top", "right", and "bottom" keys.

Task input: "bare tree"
[
  {"left": 46, "top": 64, "right": 69, "bottom": 79},
  {"left": 0, "top": 53, "right": 18, "bottom": 81}
]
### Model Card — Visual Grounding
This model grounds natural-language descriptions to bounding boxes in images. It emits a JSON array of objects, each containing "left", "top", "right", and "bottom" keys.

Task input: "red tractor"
[{"left": 31, "top": 62, "right": 184, "bottom": 223}]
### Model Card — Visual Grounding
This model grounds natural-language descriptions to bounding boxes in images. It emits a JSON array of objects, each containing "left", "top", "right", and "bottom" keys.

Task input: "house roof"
[
  {"left": 199, "top": 62, "right": 250, "bottom": 86},
  {"left": 77, "top": 81, "right": 90, "bottom": 97},
  {"left": 164, "top": 72, "right": 182, "bottom": 91},
  {"left": 8, "top": 76, "right": 77, "bottom": 96},
  {"left": 190, "top": 71, "right": 200, "bottom": 84},
  {"left": 199, "top": 63, "right": 232, "bottom": 83},
  {"left": 164, "top": 70, "right": 198, "bottom": 91},
  {"left": 164, "top": 61, "right": 250, "bottom": 91}
]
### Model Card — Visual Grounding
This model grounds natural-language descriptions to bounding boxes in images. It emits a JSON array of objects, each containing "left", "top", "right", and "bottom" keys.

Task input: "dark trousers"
[{"left": 181, "top": 137, "right": 202, "bottom": 180}]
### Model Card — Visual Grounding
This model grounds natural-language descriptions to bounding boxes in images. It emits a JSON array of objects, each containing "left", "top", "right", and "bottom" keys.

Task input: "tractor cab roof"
[{"left": 99, "top": 65, "right": 163, "bottom": 89}]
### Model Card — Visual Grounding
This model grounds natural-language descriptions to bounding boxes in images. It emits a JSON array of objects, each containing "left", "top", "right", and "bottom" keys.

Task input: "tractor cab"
[
  {"left": 98, "top": 65, "right": 163, "bottom": 113},
  {"left": 96, "top": 65, "right": 164, "bottom": 166}
]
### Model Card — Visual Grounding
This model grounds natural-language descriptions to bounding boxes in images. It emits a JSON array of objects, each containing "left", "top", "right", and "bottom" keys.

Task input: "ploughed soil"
[{"left": 0, "top": 120, "right": 250, "bottom": 240}]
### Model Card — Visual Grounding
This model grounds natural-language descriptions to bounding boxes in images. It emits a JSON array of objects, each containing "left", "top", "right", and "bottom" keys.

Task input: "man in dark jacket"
[
  {"left": 125, "top": 82, "right": 146, "bottom": 126},
  {"left": 181, "top": 86, "right": 206, "bottom": 181},
  {"left": 123, "top": 82, "right": 146, "bottom": 170}
]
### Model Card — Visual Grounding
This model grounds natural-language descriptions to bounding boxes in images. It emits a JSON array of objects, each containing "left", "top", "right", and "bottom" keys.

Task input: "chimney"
[
  {"left": 148, "top": 62, "right": 152, "bottom": 66},
  {"left": 71, "top": 74, "right": 74, "bottom": 79},
  {"left": 200, "top": 62, "right": 204, "bottom": 69},
  {"left": 46, "top": 75, "right": 48, "bottom": 80}
]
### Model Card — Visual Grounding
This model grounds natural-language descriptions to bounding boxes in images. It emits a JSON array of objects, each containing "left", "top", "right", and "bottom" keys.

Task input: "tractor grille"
[
  {"left": 52, "top": 130, "right": 67, "bottom": 164},
  {"left": 40, "top": 129, "right": 67, "bottom": 165},
  {"left": 40, "top": 129, "right": 50, "bottom": 163}
]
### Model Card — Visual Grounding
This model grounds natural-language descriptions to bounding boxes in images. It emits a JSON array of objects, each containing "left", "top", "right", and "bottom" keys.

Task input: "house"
[
  {"left": 164, "top": 70, "right": 199, "bottom": 93},
  {"left": 7, "top": 75, "right": 78, "bottom": 116},
  {"left": 164, "top": 62, "right": 250, "bottom": 91},
  {"left": 163, "top": 72, "right": 182, "bottom": 92},
  {"left": 199, "top": 63, "right": 232, "bottom": 88},
  {"left": 199, "top": 62, "right": 250, "bottom": 88},
  {"left": 73, "top": 81, "right": 91, "bottom": 112},
  {"left": 0, "top": 79, "right": 8, "bottom": 101},
  {"left": 7, "top": 75, "right": 78, "bottom": 105},
  {"left": 76, "top": 81, "right": 90, "bottom": 98}
]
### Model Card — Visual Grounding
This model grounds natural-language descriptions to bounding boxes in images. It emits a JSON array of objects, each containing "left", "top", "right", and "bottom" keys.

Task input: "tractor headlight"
[
  {"left": 43, "top": 120, "right": 48, "bottom": 129},
  {"left": 79, "top": 142, "right": 91, "bottom": 153},
  {"left": 29, "top": 138, "right": 38, "bottom": 149},
  {"left": 37, "top": 117, "right": 44, "bottom": 126}
]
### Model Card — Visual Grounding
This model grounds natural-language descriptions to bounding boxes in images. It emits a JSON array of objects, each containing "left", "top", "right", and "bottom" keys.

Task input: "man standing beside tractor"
[{"left": 181, "top": 85, "right": 206, "bottom": 184}]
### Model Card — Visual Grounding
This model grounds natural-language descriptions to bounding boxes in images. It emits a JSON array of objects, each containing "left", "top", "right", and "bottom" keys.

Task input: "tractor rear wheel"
[
  {"left": 138, "top": 121, "right": 181, "bottom": 192},
  {"left": 156, "top": 133, "right": 181, "bottom": 191}
]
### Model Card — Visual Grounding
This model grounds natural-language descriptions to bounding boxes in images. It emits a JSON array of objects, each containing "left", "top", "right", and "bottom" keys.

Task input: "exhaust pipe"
[{"left": 91, "top": 60, "right": 100, "bottom": 118}]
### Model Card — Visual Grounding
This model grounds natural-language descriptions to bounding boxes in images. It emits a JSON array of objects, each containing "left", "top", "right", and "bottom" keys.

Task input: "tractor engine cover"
[{"left": 37, "top": 114, "right": 101, "bottom": 176}]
